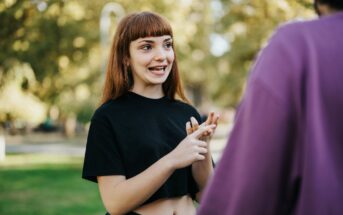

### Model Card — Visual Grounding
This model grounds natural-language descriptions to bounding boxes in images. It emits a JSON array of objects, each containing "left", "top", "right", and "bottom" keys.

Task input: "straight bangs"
[{"left": 125, "top": 12, "right": 173, "bottom": 42}]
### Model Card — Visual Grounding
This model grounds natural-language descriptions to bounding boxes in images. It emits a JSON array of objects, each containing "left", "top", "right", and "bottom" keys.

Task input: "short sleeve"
[{"left": 82, "top": 116, "right": 125, "bottom": 183}]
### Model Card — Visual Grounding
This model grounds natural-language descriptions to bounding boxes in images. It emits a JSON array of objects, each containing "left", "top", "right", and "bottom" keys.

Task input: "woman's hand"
[
  {"left": 186, "top": 112, "right": 220, "bottom": 144},
  {"left": 165, "top": 124, "right": 216, "bottom": 170}
]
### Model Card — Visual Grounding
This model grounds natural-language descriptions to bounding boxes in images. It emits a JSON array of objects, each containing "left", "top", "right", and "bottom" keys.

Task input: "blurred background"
[{"left": 0, "top": 0, "right": 314, "bottom": 214}]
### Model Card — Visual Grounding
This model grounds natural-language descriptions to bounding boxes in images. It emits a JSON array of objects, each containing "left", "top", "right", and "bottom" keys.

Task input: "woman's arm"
[
  {"left": 98, "top": 157, "right": 173, "bottom": 215},
  {"left": 98, "top": 124, "right": 215, "bottom": 215},
  {"left": 192, "top": 148, "right": 214, "bottom": 201},
  {"left": 189, "top": 112, "right": 219, "bottom": 201}
]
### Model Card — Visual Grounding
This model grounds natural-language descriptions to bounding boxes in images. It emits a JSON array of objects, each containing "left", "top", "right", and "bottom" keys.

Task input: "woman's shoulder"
[
  {"left": 172, "top": 99, "right": 196, "bottom": 110},
  {"left": 92, "top": 97, "right": 128, "bottom": 121},
  {"left": 170, "top": 99, "right": 200, "bottom": 117}
]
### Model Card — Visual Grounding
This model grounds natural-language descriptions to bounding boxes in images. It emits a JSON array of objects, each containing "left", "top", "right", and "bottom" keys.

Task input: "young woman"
[{"left": 82, "top": 11, "right": 219, "bottom": 215}]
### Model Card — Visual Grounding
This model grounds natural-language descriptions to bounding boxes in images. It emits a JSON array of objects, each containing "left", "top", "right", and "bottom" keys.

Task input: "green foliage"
[
  {"left": 210, "top": 0, "right": 315, "bottom": 106},
  {"left": 0, "top": 0, "right": 316, "bottom": 124},
  {"left": 0, "top": 0, "right": 104, "bottom": 123}
]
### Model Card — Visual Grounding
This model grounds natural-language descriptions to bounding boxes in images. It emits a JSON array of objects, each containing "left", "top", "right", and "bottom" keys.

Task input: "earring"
[{"left": 126, "top": 65, "right": 131, "bottom": 73}]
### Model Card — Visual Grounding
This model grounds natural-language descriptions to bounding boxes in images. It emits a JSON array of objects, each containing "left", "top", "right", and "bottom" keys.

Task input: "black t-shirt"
[{"left": 82, "top": 91, "right": 202, "bottom": 205}]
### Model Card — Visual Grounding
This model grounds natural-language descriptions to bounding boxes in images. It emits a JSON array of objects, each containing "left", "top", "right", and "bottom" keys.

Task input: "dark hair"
[
  {"left": 316, "top": 0, "right": 343, "bottom": 10},
  {"left": 100, "top": 11, "right": 189, "bottom": 105}
]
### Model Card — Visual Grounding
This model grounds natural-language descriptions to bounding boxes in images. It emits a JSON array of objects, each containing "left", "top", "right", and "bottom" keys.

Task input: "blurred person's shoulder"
[
  {"left": 272, "top": 20, "right": 309, "bottom": 44},
  {"left": 274, "top": 12, "right": 343, "bottom": 41}
]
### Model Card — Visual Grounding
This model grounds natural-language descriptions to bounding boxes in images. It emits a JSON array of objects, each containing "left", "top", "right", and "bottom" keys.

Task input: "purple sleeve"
[{"left": 198, "top": 25, "right": 303, "bottom": 215}]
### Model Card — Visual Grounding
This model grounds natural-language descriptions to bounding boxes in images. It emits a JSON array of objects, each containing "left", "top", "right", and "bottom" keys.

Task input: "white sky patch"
[
  {"left": 31, "top": 0, "right": 47, "bottom": 12},
  {"left": 180, "top": 0, "right": 193, "bottom": 7},
  {"left": 37, "top": 1, "right": 47, "bottom": 11},
  {"left": 210, "top": 33, "right": 230, "bottom": 57},
  {"left": 211, "top": 0, "right": 225, "bottom": 20},
  {"left": 232, "top": 0, "right": 243, "bottom": 4}
]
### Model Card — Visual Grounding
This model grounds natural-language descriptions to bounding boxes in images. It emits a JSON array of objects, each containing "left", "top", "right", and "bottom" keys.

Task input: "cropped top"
[{"left": 82, "top": 91, "right": 202, "bottom": 205}]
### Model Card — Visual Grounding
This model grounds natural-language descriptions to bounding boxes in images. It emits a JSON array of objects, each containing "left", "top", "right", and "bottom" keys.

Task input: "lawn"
[{"left": 0, "top": 154, "right": 105, "bottom": 215}]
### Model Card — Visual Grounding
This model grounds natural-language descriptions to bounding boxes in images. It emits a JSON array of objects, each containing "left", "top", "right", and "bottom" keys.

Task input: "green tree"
[
  {"left": 210, "top": 0, "right": 314, "bottom": 107},
  {"left": 0, "top": 0, "right": 316, "bottom": 125},
  {"left": 0, "top": 0, "right": 105, "bottom": 124}
]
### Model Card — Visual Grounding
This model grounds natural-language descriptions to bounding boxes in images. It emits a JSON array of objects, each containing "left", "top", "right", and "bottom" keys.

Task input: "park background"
[{"left": 0, "top": 0, "right": 314, "bottom": 214}]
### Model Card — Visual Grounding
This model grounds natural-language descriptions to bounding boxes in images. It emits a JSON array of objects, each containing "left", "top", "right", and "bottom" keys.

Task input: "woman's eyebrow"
[
  {"left": 138, "top": 40, "right": 154, "bottom": 44},
  {"left": 137, "top": 37, "right": 172, "bottom": 44}
]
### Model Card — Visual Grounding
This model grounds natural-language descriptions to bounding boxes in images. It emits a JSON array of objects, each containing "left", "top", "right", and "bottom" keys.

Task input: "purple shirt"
[{"left": 198, "top": 12, "right": 343, "bottom": 215}]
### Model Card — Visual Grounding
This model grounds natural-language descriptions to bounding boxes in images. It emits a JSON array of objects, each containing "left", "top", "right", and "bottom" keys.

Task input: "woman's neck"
[{"left": 130, "top": 85, "right": 164, "bottom": 99}]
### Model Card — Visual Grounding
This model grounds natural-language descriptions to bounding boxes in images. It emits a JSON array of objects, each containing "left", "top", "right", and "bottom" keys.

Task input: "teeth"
[{"left": 149, "top": 66, "right": 166, "bottom": 71}]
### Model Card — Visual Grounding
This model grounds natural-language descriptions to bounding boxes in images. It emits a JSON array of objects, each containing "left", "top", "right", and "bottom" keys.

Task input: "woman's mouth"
[{"left": 148, "top": 65, "right": 167, "bottom": 75}]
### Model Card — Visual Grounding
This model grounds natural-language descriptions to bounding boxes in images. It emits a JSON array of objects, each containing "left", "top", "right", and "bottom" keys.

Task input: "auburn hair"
[{"left": 100, "top": 11, "right": 189, "bottom": 105}]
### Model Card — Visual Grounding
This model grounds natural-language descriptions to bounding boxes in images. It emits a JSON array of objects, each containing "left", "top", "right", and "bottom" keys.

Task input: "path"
[{"left": 2, "top": 123, "right": 232, "bottom": 163}]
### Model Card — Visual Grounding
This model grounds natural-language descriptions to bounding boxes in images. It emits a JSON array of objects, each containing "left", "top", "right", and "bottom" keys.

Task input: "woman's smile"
[{"left": 148, "top": 65, "right": 168, "bottom": 75}]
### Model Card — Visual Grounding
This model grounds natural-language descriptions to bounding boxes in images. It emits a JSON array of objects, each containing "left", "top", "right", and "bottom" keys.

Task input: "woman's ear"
[{"left": 124, "top": 57, "right": 130, "bottom": 67}]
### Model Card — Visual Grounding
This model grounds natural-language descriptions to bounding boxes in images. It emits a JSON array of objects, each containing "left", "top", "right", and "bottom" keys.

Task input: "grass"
[{"left": 0, "top": 154, "right": 105, "bottom": 215}]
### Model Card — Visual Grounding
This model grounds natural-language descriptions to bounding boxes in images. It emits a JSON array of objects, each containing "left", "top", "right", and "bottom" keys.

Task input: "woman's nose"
[{"left": 154, "top": 48, "right": 167, "bottom": 61}]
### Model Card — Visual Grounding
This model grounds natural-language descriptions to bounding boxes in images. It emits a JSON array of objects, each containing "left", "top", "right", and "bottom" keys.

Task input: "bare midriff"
[{"left": 133, "top": 195, "right": 196, "bottom": 215}]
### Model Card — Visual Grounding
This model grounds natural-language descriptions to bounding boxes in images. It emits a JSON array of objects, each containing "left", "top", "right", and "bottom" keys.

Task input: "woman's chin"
[
  {"left": 146, "top": 74, "right": 169, "bottom": 84},
  {"left": 147, "top": 78, "right": 168, "bottom": 85}
]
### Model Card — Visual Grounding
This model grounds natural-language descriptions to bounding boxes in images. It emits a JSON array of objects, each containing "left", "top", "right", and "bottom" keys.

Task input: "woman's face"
[{"left": 128, "top": 35, "right": 174, "bottom": 89}]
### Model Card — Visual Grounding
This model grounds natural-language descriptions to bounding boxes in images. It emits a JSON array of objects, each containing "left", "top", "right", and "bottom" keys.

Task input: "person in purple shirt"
[{"left": 197, "top": 1, "right": 343, "bottom": 214}]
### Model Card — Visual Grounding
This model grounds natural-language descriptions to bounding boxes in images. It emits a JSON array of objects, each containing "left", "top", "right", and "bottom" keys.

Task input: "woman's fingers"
[
  {"left": 213, "top": 114, "right": 220, "bottom": 126},
  {"left": 186, "top": 113, "right": 219, "bottom": 138},
  {"left": 209, "top": 111, "right": 214, "bottom": 124},
  {"left": 206, "top": 112, "right": 217, "bottom": 135},
  {"left": 197, "top": 147, "right": 208, "bottom": 154},
  {"left": 192, "top": 124, "right": 216, "bottom": 139},
  {"left": 192, "top": 140, "right": 207, "bottom": 147},
  {"left": 207, "top": 113, "right": 220, "bottom": 135},
  {"left": 186, "top": 121, "right": 192, "bottom": 135},
  {"left": 196, "top": 154, "right": 205, "bottom": 160},
  {"left": 190, "top": 117, "right": 199, "bottom": 133},
  {"left": 205, "top": 111, "right": 214, "bottom": 125}
]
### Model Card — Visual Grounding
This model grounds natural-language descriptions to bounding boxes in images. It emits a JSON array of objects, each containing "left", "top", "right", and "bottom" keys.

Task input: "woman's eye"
[
  {"left": 141, "top": 44, "right": 152, "bottom": 50},
  {"left": 164, "top": 42, "right": 172, "bottom": 49}
]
